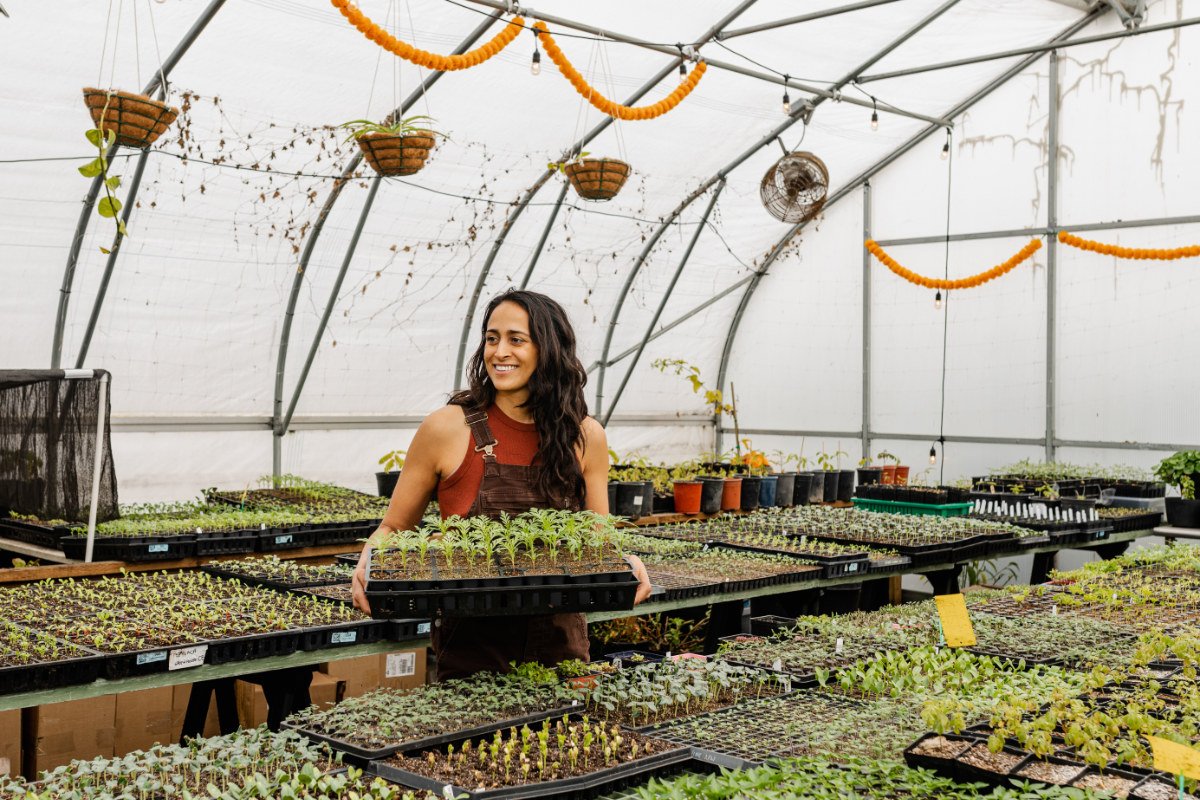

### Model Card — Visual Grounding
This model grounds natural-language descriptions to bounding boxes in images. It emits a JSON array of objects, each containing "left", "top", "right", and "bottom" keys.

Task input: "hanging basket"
[
  {"left": 82, "top": 88, "right": 178, "bottom": 149},
  {"left": 356, "top": 132, "right": 437, "bottom": 177},
  {"left": 564, "top": 158, "right": 630, "bottom": 201}
]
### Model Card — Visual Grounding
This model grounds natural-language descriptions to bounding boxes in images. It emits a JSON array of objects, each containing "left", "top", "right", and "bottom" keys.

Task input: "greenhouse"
[{"left": 1, "top": 0, "right": 1199, "bottom": 796}]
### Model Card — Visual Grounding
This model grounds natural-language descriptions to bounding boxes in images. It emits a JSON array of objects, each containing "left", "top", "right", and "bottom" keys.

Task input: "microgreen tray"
[{"left": 851, "top": 498, "right": 974, "bottom": 517}]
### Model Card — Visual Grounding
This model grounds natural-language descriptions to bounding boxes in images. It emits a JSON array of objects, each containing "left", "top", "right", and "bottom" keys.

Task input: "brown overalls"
[{"left": 430, "top": 405, "right": 590, "bottom": 680}]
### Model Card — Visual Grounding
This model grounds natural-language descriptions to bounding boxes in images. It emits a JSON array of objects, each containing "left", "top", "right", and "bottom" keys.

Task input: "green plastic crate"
[{"left": 851, "top": 497, "right": 973, "bottom": 517}]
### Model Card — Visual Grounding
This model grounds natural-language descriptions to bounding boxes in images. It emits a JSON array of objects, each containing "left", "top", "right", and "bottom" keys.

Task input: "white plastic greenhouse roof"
[{"left": 2, "top": 0, "right": 1198, "bottom": 500}]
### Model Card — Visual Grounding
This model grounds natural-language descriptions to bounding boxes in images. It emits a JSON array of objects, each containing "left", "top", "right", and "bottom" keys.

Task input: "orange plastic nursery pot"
[
  {"left": 881, "top": 465, "right": 897, "bottom": 485},
  {"left": 895, "top": 466, "right": 911, "bottom": 485},
  {"left": 720, "top": 477, "right": 743, "bottom": 511},
  {"left": 673, "top": 481, "right": 703, "bottom": 514}
]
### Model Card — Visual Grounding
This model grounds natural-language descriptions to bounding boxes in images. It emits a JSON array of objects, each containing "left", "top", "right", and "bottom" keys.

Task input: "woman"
[{"left": 351, "top": 289, "right": 653, "bottom": 679}]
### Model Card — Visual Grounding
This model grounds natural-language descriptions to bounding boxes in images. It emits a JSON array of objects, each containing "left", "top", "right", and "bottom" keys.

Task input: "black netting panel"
[{"left": 0, "top": 370, "right": 118, "bottom": 522}]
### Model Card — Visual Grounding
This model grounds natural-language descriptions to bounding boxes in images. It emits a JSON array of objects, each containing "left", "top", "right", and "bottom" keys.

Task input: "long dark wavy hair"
[{"left": 451, "top": 289, "right": 589, "bottom": 505}]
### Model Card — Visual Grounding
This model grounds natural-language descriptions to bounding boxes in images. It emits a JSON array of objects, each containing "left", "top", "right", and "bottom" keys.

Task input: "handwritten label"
[
  {"left": 386, "top": 651, "right": 416, "bottom": 678},
  {"left": 274, "top": 534, "right": 293, "bottom": 546},
  {"left": 417, "top": 622, "right": 431, "bottom": 635},
  {"left": 934, "top": 593, "right": 977, "bottom": 647},
  {"left": 168, "top": 645, "right": 208, "bottom": 671},
  {"left": 147, "top": 544, "right": 169, "bottom": 554},
  {"left": 1150, "top": 735, "right": 1200, "bottom": 779},
  {"left": 835, "top": 637, "right": 844, "bottom": 654},
  {"left": 331, "top": 631, "right": 357, "bottom": 644},
  {"left": 136, "top": 650, "right": 167, "bottom": 666}
]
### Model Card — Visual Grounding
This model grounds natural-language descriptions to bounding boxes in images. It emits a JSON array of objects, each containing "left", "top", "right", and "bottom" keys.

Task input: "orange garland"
[
  {"left": 330, "top": 0, "right": 523, "bottom": 71},
  {"left": 534, "top": 21, "right": 706, "bottom": 120},
  {"left": 1058, "top": 231, "right": 1200, "bottom": 260},
  {"left": 865, "top": 238, "right": 1043, "bottom": 290}
]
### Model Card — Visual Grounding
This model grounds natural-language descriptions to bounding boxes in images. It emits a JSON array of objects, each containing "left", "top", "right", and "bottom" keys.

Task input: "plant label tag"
[
  {"left": 1052, "top": 604, "right": 1058, "bottom": 616},
  {"left": 147, "top": 544, "right": 169, "bottom": 554},
  {"left": 934, "top": 593, "right": 976, "bottom": 647},
  {"left": 442, "top": 785, "right": 456, "bottom": 800},
  {"left": 386, "top": 651, "right": 416, "bottom": 678},
  {"left": 195, "top": 527, "right": 203, "bottom": 534},
  {"left": 847, "top": 563, "right": 858, "bottom": 573},
  {"left": 136, "top": 650, "right": 168, "bottom": 666},
  {"left": 835, "top": 637, "right": 844, "bottom": 654},
  {"left": 331, "top": 631, "right": 357, "bottom": 644},
  {"left": 571, "top": 699, "right": 579, "bottom": 706},
  {"left": 168, "top": 645, "right": 208, "bottom": 671},
  {"left": 417, "top": 622, "right": 431, "bottom": 635},
  {"left": 772, "top": 658, "right": 783, "bottom": 672},
  {"left": 613, "top": 657, "right": 623, "bottom": 669},
  {"left": 800, "top": 535, "right": 807, "bottom": 546},
  {"left": 275, "top": 534, "right": 293, "bottom": 546},
  {"left": 260, "top": 523, "right": 267, "bottom": 530},
  {"left": 1149, "top": 735, "right": 1200, "bottom": 779},
  {"left": 632, "top": 495, "right": 643, "bottom": 506}
]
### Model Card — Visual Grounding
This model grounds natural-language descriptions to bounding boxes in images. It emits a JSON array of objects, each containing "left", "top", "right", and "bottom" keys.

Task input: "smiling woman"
[{"left": 352, "top": 289, "right": 653, "bottom": 680}]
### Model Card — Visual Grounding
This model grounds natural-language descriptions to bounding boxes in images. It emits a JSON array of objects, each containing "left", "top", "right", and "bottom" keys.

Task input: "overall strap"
[{"left": 462, "top": 405, "right": 498, "bottom": 461}]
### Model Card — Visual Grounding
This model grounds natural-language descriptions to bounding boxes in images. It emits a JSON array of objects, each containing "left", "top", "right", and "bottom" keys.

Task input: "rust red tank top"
[{"left": 437, "top": 403, "right": 540, "bottom": 518}]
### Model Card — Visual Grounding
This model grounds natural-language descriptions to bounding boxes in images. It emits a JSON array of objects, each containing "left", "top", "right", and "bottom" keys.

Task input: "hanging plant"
[
  {"left": 82, "top": 87, "right": 179, "bottom": 149},
  {"left": 341, "top": 115, "right": 442, "bottom": 178},
  {"left": 550, "top": 153, "right": 631, "bottom": 202}
]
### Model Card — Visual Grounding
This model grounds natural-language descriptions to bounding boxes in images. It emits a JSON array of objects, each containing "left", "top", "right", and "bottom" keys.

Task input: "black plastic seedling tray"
[
  {"left": 97, "top": 640, "right": 210, "bottom": 680},
  {"left": 297, "top": 619, "right": 387, "bottom": 651},
  {"left": 200, "top": 563, "right": 351, "bottom": 591},
  {"left": 368, "top": 738, "right": 691, "bottom": 800},
  {"left": 0, "top": 652, "right": 105, "bottom": 695},
  {"left": 286, "top": 704, "right": 580, "bottom": 763},
  {"left": 61, "top": 533, "right": 197, "bottom": 562},
  {"left": 311, "top": 521, "right": 376, "bottom": 547},
  {"left": 0, "top": 518, "right": 73, "bottom": 549},
  {"left": 205, "top": 629, "right": 302, "bottom": 665},
  {"left": 257, "top": 527, "right": 317, "bottom": 552},
  {"left": 717, "top": 542, "right": 869, "bottom": 580},
  {"left": 867, "top": 554, "right": 913, "bottom": 573},
  {"left": 194, "top": 532, "right": 258, "bottom": 556}
]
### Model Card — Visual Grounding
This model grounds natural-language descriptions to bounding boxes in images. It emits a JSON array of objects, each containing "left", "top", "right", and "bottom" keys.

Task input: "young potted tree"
[
  {"left": 376, "top": 449, "right": 405, "bottom": 497},
  {"left": 1156, "top": 451, "right": 1200, "bottom": 528},
  {"left": 878, "top": 451, "right": 899, "bottom": 485},
  {"left": 816, "top": 450, "right": 839, "bottom": 503}
]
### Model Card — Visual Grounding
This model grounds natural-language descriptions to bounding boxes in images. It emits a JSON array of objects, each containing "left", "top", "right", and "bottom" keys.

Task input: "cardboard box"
[
  {"left": 235, "top": 671, "right": 340, "bottom": 729},
  {"left": 320, "top": 648, "right": 426, "bottom": 699},
  {"left": 114, "top": 686, "right": 175, "bottom": 756},
  {"left": 0, "top": 709, "right": 19, "bottom": 777},
  {"left": 24, "top": 694, "right": 116, "bottom": 777}
]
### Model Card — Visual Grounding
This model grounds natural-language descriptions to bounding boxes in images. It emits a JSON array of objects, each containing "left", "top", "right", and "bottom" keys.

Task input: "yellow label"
[
  {"left": 1149, "top": 735, "right": 1200, "bottom": 779},
  {"left": 934, "top": 593, "right": 976, "bottom": 647}
]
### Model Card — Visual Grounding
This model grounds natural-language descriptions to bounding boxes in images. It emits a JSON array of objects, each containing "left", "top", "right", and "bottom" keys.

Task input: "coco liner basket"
[
  {"left": 364, "top": 549, "right": 639, "bottom": 618},
  {"left": 82, "top": 88, "right": 179, "bottom": 148},
  {"left": 564, "top": 158, "right": 630, "bottom": 201},
  {"left": 356, "top": 132, "right": 436, "bottom": 177}
]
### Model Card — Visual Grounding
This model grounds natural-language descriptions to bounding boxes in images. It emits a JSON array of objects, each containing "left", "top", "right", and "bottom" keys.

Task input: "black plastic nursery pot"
[
  {"left": 757, "top": 475, "right": 779, "bottom": 508},
  {"left": 614, "top": 481, "right": 647, "bottom": 518},
  {"left": 772, "top": 472, "right": 796, "bottom": 507},
  {"left": 836, "top": 470, "right": 855, "bottom": 502},
  {"left": 376, "top": 470, "right": 400, "bottom": 498},
  {"left": 791, "top": 473, "right": 813, "bottom": 506},
  {"left": 1166, "top": 497, "right": 1200, "bottom": 528},
  {"left": 804, "top": 471, "right": 824, "bottom": 504},
  {"left": 641, "top": 482, "right": 655, "bottom": 518},
  {"left": 821, "top": 471, "right": 839, "bottom": 502},
  {"left": 607, "top": 481, "right": 618, "bottom": 513},
  {"left": 654, "top": 492, "right": 676, "bottom": 514},
  {"left": 856, "top": 467, "right": 882, "bottom": 486},
  {"left": 739, "top": 476, "right": 762, "bottom": 511},
  {"left": 698, "top": 477, "right": 724, "bottom": 514}
]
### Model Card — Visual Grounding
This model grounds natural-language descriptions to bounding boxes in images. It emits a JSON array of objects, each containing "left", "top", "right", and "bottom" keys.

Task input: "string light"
[
  {"left": 934, "top": 290, "right": 942, "bottom": 310},
  {"left": 929, "top": 444, "right": 938, "bottom": 465},
  {"left": 531, "top": 33, "right": 541, "bottom": 75},
  {"left": 870, "top": 97, "right": 878, "bottom": 131},
  {"left": 679, "top": 62, "right": 688, "bottom": 83},
  {"left": 782, "top": 74, "right": 791, "bottom": 116},
  {"left": 941, "top": 127, "right": 951, "bottom": 160}
]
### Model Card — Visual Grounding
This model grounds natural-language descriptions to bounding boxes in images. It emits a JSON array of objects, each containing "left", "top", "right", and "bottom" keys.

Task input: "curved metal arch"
[
  {"left": 713, "top": 6, "right": 1106, "bottom": 453},
  {"left": 51, "top": 0, "right": 229, "bottom": 368},
  {"left": 453, "top": 0, "right": 762, "bottom": 392},
  {"left": 518, "top": 181, "right": 570, "bottom": 290},
  {"left": 272, "top": 12, "right": 505, "bottom": 474},
  {"left": 596, "top": 0, "right": 964, "bottom": 422}
]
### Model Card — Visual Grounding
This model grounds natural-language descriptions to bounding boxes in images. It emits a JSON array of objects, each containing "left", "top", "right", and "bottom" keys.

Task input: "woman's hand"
[
  {"left": 351, "top": 547, "right": 372, "bottom": 614},
  {"left": 625, "top": 554, "right": 653, "bottom": 605}
]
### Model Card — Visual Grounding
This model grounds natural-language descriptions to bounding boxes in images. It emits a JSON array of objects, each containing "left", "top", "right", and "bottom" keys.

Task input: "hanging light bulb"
[
  {"left": 679, "top": 62, "right": 688, "bottom": 84},
  {"left": 941, "top": 128, "right": 951, "bottom": 160},
  {"left": 934, "top": 290, "right": 943, "bottom": 310},
  {"left": 929, "top": 444, "right": 938, "bottom": 465},
  {"left": 531, "top": 47, "right": 541, "bottom": 76},
  {"left": 782, "top": 90, "right": 791, "bottom": 116},
  {"left": 870, "top": 97, "right": 879, "bottom": 131}
]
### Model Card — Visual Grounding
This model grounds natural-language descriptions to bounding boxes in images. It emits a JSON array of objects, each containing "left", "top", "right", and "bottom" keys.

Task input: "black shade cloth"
[{"left": 0, "top": 369, "right": 118, "bottom": 522}]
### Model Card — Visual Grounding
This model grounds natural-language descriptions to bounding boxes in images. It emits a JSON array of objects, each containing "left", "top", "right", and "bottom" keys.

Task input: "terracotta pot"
[
  {"left": 880, "top": 465, "right": 897, "bottom": 485},
  {"left": 895, "top": 466, "right": 911, "bottom": 485},
  {"left": 672, "top": 481, "right": 702, "bottom": 514},
  {"left": 356, "top": 132, "right": 437, "bottom": 177},
  {"left": 563, "top": 158, "right": 630, "bottom": 201},
  {"left": 720, "top": 477, "right": 742, "bottom": 511},
  {"left": 82, "top": 87, "right": 178, "bottom": 149}
]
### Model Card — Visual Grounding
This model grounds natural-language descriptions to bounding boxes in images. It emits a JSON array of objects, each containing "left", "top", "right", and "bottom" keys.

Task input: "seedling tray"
[
  {"left": 903, "top": 732, "right": 977, "bottom": 775},
  {"left": 98, "top": 640, "right": 211, "bottom": 680},
  {"left": 200, "top": 563, "right": 350, "bottom": 591},
  {"left": 368, "top": 736, "right": 691, "bottom": 800},
  {"left": 311, "top": 521, "right": 376, "bottom": 547},
  {"left": 365, "top": 561, "right": 639, "bottom": 618},
  {"left": 286, "top": 704, "right": 580, "bottom": 762},
  {"left": 61, "top": 533, "right": 197, "bottom": 562},
  {"left": 868, "top": 554, "right": 913, "bottom": 573},
  {"left": 297, "top": 619, "right": 387, "bottom": 651},
  {"left": 0, "top": 651, "right": 105, "bottom": 695},
  {"left": 719, "top": 542, "right": 869, "bottom": 579},
  {"left": 807, "top": 535, "right": 955, "bottom": 568},
  {"left": 257, "top": 527, "right": 317, "bottom": 551},
  {"left": 194, "top": 531, "right": 258, "bottom": 556},
  {"left": 205, "top": 629, "right": 302, "bottom": 665},
  {"left": 1104, "top": 511, "right": 1163, "bottom": 533},
  {"left": 851, "top": 498, "right": 973, "bottom": 517},
  {"left": 0, "top": 517, "right": 72, "bottom": 549}
]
